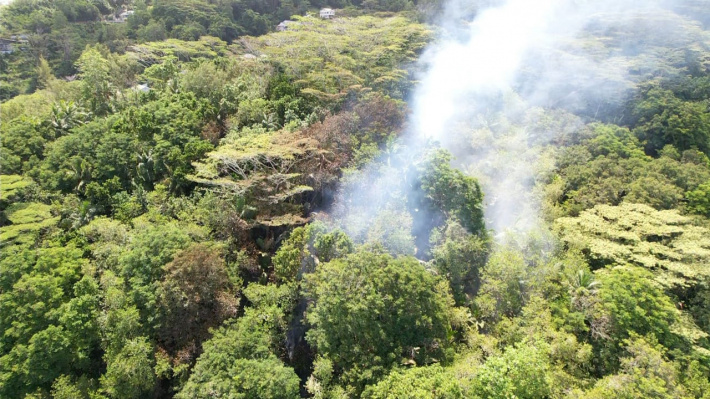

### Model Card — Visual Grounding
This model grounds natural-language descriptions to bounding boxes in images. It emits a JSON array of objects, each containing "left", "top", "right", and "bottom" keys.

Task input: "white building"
[
  {"left": 319, "top": 8, "right": 334, "bottom": 19},
  {"left": 118, "top": 10, "right": 134, "bottom": 21}
]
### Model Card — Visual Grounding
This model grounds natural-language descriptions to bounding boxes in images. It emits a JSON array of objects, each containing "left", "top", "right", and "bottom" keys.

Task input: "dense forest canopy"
[{"left": 1, "top": 0, "right": 710, "bottom": 398}]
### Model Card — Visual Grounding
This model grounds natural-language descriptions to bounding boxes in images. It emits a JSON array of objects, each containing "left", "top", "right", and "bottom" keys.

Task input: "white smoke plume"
[
  {"left": 411, "top": 0, "right": 573, "bottom": 237},
  {"left": 327, "top": 0, "right": 706, "bottom": 248}
]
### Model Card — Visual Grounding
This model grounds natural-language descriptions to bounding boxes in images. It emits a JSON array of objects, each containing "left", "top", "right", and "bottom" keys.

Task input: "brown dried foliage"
[{"left": 157, "top": 243, "right": 239, "bottom": 363}]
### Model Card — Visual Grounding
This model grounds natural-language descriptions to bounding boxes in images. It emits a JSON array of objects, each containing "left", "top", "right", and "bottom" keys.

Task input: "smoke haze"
[{"left": 329, "top": 0, "right": 709, "bottom": 247}]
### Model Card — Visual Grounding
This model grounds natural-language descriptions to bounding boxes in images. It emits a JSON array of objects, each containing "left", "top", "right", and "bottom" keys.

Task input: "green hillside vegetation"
[
  {"left": 0, "top": 0, "right": 439, "bottom": 99},
  {"left": 1, "top": 0, "right": 710, "bottom": 398}
]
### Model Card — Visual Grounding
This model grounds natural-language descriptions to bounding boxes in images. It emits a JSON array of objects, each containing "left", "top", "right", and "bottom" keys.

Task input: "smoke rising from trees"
[{"left": 331, "top": 0, "right": 702, "bottom": 244}]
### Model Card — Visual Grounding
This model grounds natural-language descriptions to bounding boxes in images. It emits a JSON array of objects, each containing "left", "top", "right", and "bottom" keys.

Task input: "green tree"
[
  {"left": 416, "top": 149, "right": 486, "bottom": 236},
  {"left": 138, "top": 21, "right": 168, "bottom": 42},
  {"left": 595, "top": 266, "right": 684, "bottom": 372},
  {"left": 0, "top": 246, "right": 99, "bottom": 398},
  {"left": 556, "top": 203, "right": 710, "bottom": 291},
  {"left": 76, "top": 46, "right": 113, "bottom": 115},
  {"left": 474, "top": 249, "right": 529, "bottom": 323},
  {"left": 99, "top": 337, "right": 155, "bottom": 398},
  {"left": 1, "top": 202, "right": 60, "bottom": 246},
  {"left": 273, "top": 222, "right": 353, "bottom": 283},
  {"left": 0, "top": 118, "right": 51, "bottom": 175},
  {"left": 362, "top": 365, "right": 462, "bottom": 399},
  {"left": 570, "top": 337, "right": 689, "bottom": 399},
  {"left": 469, "top": 344, "right": 552, "bottom": 399},
  {"left": 686, "top": 181, "right": 710, "bottom": 217},
  {"left": 304, "top": 250, "right": 453, "bottom": 391},
  {"left": 551, "top": 124, "right": 710, "bottom": 215},
  {"left": 632, "top": 86, "right": 710, "bottom": 155},
  {"left": 177, "top": 293, "right": 299, "bottom": 399},
  {"left": 51, "top": 375, "right": 95, "bottom": 399},
  {"left": 179, "top": 355, "right": 300, "bottom": 399},
  {"left": 430, "top": 219, "right": 489, "bottom": 307},
  {"left": 118, "top": 222, "right": 194, "bottom": 332}
]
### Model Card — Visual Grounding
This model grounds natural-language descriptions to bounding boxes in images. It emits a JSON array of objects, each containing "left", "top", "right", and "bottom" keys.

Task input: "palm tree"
[
  {"left": 69, "top": 157, "right": 93, "bottom": 193},
  {"left": 51, "top": 100, "right": 89, "bottom": 135},
  {"left": 569, "top": 269, "right": 600, "bottom": 292},
  {"left": 136, "top": 150, "right": 155, "bottom": 189},
  {"left": 262, "top": 112, "right": 280, "bottom": 130},
  {"left": 567, "top": 269, "right": 601, "bottom": 309}
]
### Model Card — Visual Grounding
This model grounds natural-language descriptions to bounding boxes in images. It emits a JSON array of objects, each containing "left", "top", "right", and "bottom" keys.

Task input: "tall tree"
[{"left": 304, "top": 250, "right": 453, "bottom": 392}]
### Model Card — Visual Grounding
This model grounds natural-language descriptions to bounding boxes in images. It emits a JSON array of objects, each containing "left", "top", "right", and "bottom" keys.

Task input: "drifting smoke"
[
  {"left": 328, "top": 0, "right": 705, "bottom": 248},
  {"left": 411, "top": 0, "right": 573, "bottom": 237}
]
